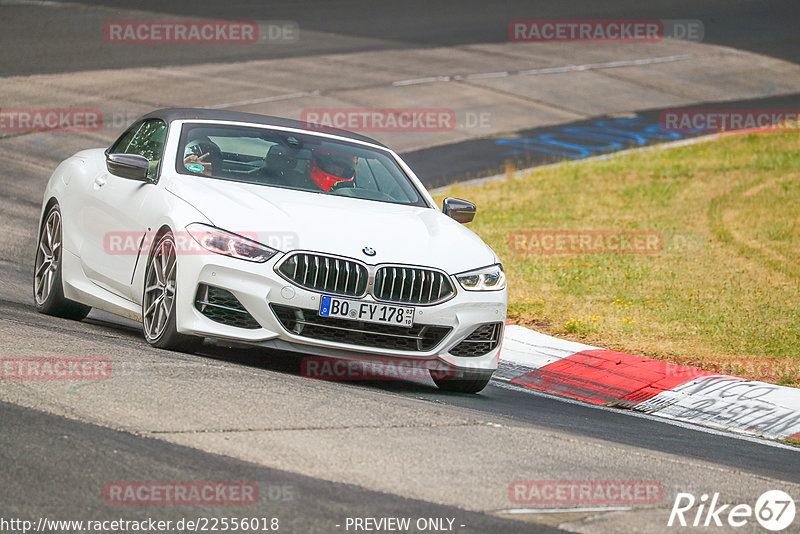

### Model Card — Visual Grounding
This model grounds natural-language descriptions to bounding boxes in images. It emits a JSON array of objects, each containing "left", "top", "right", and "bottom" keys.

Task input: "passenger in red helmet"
[{"left": 309, "top": 148, "right": 357, "bottom": 192}]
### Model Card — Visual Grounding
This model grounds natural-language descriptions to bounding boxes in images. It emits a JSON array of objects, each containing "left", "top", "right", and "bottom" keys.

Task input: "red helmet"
[{"left": 310, "top": 148, "right": 356, "bottom": 191}]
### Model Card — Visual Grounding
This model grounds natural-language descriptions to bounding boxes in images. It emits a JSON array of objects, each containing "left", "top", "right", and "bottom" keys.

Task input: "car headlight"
[
  {"left": 185, "top": 223, "right": 278, "bottom": 263},
  {"left": 455, "top": 264, "right": 506, "bottom": 291}
]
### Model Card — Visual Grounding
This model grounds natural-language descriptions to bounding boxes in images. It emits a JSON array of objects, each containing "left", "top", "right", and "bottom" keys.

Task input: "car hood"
[{"left": 165, "top": 175, "right": 497, "bottom": 273}]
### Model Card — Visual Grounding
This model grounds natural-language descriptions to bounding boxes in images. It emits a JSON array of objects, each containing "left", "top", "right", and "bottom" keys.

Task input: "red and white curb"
[{"left": 497, "top": 325, "right": 800, "bottom": 442}]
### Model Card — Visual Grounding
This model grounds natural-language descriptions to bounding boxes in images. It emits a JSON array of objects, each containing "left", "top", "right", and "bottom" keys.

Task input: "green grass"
[{"left": 435, "top": 132, "right": 800, "bottom": 386}]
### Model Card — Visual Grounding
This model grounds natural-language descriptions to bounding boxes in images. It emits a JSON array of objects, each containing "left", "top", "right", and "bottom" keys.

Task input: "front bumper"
[{"left": 173, "top": 252, "right": 507, "bottom": 371}]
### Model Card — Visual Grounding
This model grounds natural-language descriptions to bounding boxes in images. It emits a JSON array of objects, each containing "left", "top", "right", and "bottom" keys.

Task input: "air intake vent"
[
  {"left": 278, "top": 253, "right": 368, "bottom": 297},
  {"left": 195, "top": 285, "right": 261, "bottom": 329},
  {"left": 449, "top": 322, "right": 503, "bottom": 357},
  {"left": 373, "top": 266, "right": 454, "bottom": 305}
]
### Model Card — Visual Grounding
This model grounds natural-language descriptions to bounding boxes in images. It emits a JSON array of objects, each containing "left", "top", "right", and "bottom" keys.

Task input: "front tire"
[
  {"left": 430, "top": 368, "right": 493, "bottom": 393},
  {"left": 33, "top": 204, "right": 91, "bottom": 320},
  {"left": 142, "top": 232, "right": 202, "bottom": 353}
]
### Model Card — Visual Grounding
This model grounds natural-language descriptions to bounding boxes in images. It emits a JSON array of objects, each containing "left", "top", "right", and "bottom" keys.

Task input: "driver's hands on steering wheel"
[{"left": 331, "top": 179, "right": 355, "bottom": 190}]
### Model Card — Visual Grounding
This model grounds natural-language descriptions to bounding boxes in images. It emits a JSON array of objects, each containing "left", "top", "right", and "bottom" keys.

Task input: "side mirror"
[
  {"left": 442, "top": 197, "right": 476, "bottom": 224},
  {"left": 106, "top": 153, "right": 151, "bottom": 182}
]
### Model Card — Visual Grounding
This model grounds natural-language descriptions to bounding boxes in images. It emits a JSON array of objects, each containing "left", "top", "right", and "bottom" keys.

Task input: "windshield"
[{"left": 175, "top": 123, "right": 428, "bottom": 207}]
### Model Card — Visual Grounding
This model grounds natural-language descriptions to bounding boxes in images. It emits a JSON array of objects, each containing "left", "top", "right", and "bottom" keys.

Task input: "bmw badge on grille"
[{"left": 362, "top": 247, "right": 376, "bottom": 257}]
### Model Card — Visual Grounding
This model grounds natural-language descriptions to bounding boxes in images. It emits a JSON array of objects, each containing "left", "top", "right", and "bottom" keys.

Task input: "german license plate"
[{"left": 319, "top": 296, "right": 414, "bottom": 328}]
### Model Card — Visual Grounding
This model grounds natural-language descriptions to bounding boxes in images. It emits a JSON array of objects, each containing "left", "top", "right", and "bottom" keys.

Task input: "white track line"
[
  {"left": 394, "top": 54, "right": 693, "bottom": 86},
  {"left": 206, "top": 90, "right": 319, "bottom": 110},
  {"left": 206, "top": 55, "right": 693, "bottom": 109},
  {"left": 0, "top": 0, "right": 64, "bottom": 5},
  {"left": 464, "top": 71, "right": 511, "bottom": 80},
  {"left": 392, "top": 75, "right": 453, "bottom": 86}
]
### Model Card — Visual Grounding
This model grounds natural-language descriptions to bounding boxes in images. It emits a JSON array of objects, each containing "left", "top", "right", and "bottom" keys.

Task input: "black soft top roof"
[{"left": 139, "top": 108, "right": 387, "bottom": 148}]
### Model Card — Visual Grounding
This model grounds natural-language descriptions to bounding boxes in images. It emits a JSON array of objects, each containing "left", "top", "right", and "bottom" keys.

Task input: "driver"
[
  {"left": 183, "top": 132, "right": 223, "bottom": 177},
  {"left": 309, "top": 148, "right": 357, "bottom": 191}
]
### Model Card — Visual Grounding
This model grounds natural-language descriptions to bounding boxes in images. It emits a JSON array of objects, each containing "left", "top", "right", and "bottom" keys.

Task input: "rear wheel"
[
  {"left": 33, "top": 204, "right": 91, "bottom": 320},
  {"left": 430, "top": 368, "right": 493, "bottom": 393},
  {"left": 142, "top": 232, "right": 202, "bottom": 353}
]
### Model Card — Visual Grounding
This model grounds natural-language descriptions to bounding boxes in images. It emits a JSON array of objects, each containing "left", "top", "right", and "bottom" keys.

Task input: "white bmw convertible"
[{"left": 34, "top": 109, "right": 506, "bottom": 392}]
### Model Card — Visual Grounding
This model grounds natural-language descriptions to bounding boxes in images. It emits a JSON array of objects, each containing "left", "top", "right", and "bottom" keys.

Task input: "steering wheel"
[{"left": 331, "top": 179, "right": 356, "bottom": 190}]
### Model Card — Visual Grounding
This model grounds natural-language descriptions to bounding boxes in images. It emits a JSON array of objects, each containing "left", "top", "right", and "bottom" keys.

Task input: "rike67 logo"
[{"left": 668, "top": 490, "right": 796, "bottom": 531}]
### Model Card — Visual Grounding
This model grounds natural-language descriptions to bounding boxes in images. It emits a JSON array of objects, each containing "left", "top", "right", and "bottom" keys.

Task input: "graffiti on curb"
[
  {"left": 644, "top": 376, "right": 800, "bottom": 439},
  {"left": 495, "top": 116, "right": 698, "bottom": 160}
]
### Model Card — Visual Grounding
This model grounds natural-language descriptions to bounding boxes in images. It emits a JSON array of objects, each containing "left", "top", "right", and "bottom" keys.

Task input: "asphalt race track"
[
  {"left": 1, "top": 2, "right": 799, "bottom": 533},
  {"left": 0, "top": 401, "right": 555, "bottom": 534},
  {"left": 3, "top": 0, "right": 799, "bottom": 75}
]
